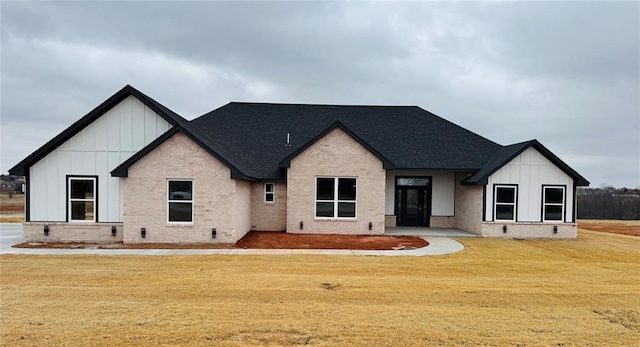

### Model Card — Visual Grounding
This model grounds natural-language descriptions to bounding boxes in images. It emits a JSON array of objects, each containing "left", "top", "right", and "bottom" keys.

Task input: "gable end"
[
  {"left": 463, "top": 140, "right": 589, "bottom": 186},
  {"left": 8, "top": 85, "right": 186, "bottom": 176},
  {"left": 279, "top": 121, "right": 395, "bottom": 170}
]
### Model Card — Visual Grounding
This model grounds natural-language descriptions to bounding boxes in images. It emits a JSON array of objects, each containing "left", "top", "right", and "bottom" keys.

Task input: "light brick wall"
[
  {"left": 385, "top": 215, "right": 397, "bottom": 228},
  {"left": 233, "top": 180, "right": 252, "bottom": 240},
  {"left": 23, "top": 222, "right": 123, "bottom": 243},
  {"left": 286, "top": 128, "right": 385, "bottom": 235},
  {"left": 430, "top": 216, "right": 456, "bottom": 228},
  {"left": 481, "top": 222, "right": 577, "bottom": 239},
  {"left": 250, "top": 182, "right": 287, "bottom": 231},
  {"left": 454, "top": 172, "right": 483, "bottom": 235},
  {"left": 123, "top": 132, "right": 248, "bottom": 244}
]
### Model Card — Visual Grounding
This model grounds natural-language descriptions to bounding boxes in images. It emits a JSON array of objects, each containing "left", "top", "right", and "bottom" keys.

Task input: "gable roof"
[
  {"left": 279, "top": 121, "right": 395, "bottom": 169},
  {"left": 10, "top": 86, "right": 588, "bottom": 187},
  {"left": 462, "top": 140, "right": 590, "bottom": 186},
  {"left": 8, "top": 85, "right": 187, "bottom": 176},
  {"left": 110, "top": 123, "right": 258, "bottom": 180},
  {"left": 191, "top": 102, "right": 502, "bottom": 180}
]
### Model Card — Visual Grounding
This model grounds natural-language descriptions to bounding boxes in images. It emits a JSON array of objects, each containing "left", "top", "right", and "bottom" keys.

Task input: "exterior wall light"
[
  {"left": 300, "top": 221, "right": 303, "bottom": 230},
  {"left": 502, "top": 225, "right": 507, "bottom": 233},
  {"left": 212, "top": 228, "right": 217, "bottom": 238},
  {"left": 141, "top": 228, "right": 146, "bottom": 238},
  {"left": 369, "top": 222, "right": 372, "bottom": 231},
  {"left": 111, "top": 226, "right": 117, "bottom": 237},
  {"left": 44, "top": 225, "right": 49, "bottom": 236}
]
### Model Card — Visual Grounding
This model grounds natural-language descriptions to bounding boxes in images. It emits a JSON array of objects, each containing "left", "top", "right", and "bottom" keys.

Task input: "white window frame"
[
  {"left": 167, "top": 179, "right": 194, "bottom": 224},
  {"left": 494, "top": 185, "right": 517, "bottom": 222},
  {"left": 68, "top": 177, "right": 96, "bottom": 222},
  {"left": 315, "top": 177, "right": 357, "bottom": 219},
  {"left": 264, "top": 183, "right": 275, "bottom": 203},
  {"left": 542, "top": 185, "right": 565, "bottom": 222}
]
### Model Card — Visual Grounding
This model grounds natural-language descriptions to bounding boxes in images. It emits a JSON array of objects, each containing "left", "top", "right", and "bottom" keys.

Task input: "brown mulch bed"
[
  {"left": 13, "top": 231, "right": 428, "bottom": 250},
  {"left": 236, "top": 231, "right": 427, "bottom": 250},
  {"left": 0, "top": 205, "right": 24, "bottom": 212}
]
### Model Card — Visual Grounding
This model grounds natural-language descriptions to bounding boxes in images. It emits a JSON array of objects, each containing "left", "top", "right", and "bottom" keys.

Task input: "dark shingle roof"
[
  {"left": 191, "top": 102, "right": 503, "bottom": 180},
  {"left": 11, "top": 85, "right": 589, "bottom": 187}
]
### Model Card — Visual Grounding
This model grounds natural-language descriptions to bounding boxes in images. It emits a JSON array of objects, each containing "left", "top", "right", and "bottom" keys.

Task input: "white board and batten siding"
[
  {"left": 29, "top": 95, "right": 171, "bottom": 222},
  {"left": 485, "top": 147, "right": 575, "bottom": 223},
  {"left": 385, "top": 170, "right": 456, "bottom": 216}
]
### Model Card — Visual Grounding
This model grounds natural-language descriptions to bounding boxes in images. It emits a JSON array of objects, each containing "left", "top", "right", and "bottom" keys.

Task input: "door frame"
[{"left": 394, "top": 176, "right": 432, "bottom": 227}]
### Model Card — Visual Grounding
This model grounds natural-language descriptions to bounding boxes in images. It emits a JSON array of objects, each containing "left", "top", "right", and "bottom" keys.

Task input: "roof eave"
[
  {"left": 278, "top": 121, "right": 395, "bottom": 170},
  {"left": 461, "top": 140, "right": 590, "bottom": 186},
  {"left": 9, "top": 85, "right": 187, "bottom": 176},
  {"left": 110, "top": 126, "right": 258, "bottom": 181}
]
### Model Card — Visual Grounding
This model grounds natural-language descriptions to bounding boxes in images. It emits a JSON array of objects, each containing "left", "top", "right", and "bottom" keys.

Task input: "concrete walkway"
[{"left": 0, "top": 223, "right": 464, "bottom": 256}]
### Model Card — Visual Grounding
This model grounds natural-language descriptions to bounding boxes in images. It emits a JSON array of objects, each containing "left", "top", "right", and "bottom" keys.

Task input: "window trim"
[
  {"left": 167, "top": 179, "right": 194, "bottom": 224},
  {"left": 67, "top": 176, "right": 98, "bottom": 223},
  {"left": 542, "top": 185, "right": 566, "bottom": 222},
  {"left": 315, "top": 177, "right": 357, "bottom": 219},
  {"left": 264, "top": 182, "right": 275, "bottom": 203},
  {"left": 493, "top": 184, "right": 518, "bottom": 222}
]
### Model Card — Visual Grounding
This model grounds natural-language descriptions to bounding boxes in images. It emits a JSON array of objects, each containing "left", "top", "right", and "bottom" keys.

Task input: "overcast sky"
[{"left": 1, "top": 1, "right": 638, "bottom": 188}]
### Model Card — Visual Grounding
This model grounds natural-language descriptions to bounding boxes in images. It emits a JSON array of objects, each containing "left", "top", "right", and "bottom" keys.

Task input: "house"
[{"left": 9, "top": 85, "right": 589, "bottom": 243}]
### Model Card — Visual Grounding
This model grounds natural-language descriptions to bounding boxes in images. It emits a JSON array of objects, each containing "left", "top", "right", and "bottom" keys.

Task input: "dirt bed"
[
  {"left": 235, "top": 231, "right": 428, "bottom": 250},
  {"left": 579, "top": 220, "right": 640, "bottom": 237},
  {"left": 0, "top": 205, "right": 23, "bottom": 212},
  {"left": 14, "top": 231, "right": 428, "bottom": 250}
]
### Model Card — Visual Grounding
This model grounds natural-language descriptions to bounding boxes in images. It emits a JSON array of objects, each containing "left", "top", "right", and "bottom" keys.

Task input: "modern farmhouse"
[{"left": 9, "top": 85, "right": 589, "bottom": 243}]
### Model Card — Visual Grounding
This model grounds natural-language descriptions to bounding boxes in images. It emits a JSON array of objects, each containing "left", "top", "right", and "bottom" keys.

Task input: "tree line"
[{"left": 577, "top": 187, "right": 640, "bottom": 220}]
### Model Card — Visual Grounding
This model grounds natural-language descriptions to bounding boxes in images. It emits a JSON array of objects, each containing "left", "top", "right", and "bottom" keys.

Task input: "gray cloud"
[{"left": 1, "top": 1, "right": 638, "bottom": 187}]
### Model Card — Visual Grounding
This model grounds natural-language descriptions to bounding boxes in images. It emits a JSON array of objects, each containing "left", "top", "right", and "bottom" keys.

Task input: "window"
[
  {"left": 494, "top": 185, "right": 517, "bottom": 222},
  {"left": 543, "top": 186, "right": 565, "bottom": 222},
  {"left": 168, "top": 180, "right": 193, "bottom": 223},
  {"left": 68, "top": 177, "right": 96, "bottom": 222},
  {"left": 265, "top": 183, "right": 275, "bottom": 203},
  {"left": 316, "top": 177, "right": 356, "bottom": 218}
]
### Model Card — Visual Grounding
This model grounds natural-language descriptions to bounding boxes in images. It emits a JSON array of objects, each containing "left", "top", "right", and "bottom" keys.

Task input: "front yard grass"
[{"left": 1, "top": 229, "right": 639, "bottom": 346}]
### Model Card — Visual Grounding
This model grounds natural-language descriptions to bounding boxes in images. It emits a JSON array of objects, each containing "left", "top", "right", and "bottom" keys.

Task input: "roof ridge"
[{"left": 226, "top": 101, "right": 420, "bottom": 108}]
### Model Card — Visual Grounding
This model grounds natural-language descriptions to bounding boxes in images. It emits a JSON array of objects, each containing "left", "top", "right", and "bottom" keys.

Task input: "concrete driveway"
[{"left": 0, "top": 223, "right": 464, "bottom": 256}]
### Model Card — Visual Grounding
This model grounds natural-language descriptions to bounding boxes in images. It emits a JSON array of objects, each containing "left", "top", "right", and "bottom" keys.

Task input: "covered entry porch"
[{"left": 385, "top": 170, "right": 479, "bottom": 231}]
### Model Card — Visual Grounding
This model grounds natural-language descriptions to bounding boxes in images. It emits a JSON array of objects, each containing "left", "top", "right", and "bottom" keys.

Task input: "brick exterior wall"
[
  {"left": 286, "top": 128, "right": 385, "bottom": 235},
  {"left": 430, "top": 216, "right": 456, "bottom": 228},
  {"left": 385, "top": 215, "right": 397, "bottom": 228},
  {"left": 481, "top": 223, "right": 577, "bottom": 239},
  {"left": 250, "top": 182, "right": 287, "bottom": 231},
  {"left": 454, "top": 172, "right": 483, "bottom": 235},
  {"left": 234, "top": 180, "right": 252, "bottom": 240},
  {"left": 122, "top": 132, "right": 249, "bottom": 244},
  {"left": 23, "top": 222, "right": 123, "bottom": 243}
]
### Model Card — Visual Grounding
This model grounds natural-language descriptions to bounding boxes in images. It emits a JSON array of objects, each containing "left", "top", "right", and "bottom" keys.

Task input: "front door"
[{"left": 396, "top": 177, "right": 431, "bottom": 227}]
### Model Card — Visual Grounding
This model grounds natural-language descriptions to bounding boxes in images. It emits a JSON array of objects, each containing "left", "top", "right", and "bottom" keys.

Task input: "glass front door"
[{"left": 395, "top": 177, "right": 431, "bottom": 227}]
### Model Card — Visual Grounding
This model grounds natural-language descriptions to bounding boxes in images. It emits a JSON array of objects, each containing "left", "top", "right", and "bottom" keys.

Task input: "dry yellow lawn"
[{"left": 1, "top": 229, "right": 639, "bottom": 346}]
